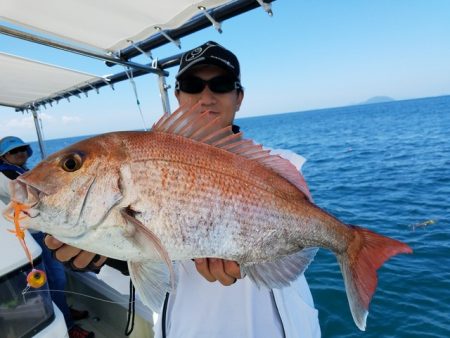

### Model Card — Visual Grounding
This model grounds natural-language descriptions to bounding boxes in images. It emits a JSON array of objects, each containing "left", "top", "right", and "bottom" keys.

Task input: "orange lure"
[{"left": 6, "top": 201, "right": 47, "bottom": 288}]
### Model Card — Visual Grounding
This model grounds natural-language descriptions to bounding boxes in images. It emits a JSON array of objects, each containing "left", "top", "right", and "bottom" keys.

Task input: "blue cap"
[{"left": 0, "top": 136, "right": 33, "bottom": 157}]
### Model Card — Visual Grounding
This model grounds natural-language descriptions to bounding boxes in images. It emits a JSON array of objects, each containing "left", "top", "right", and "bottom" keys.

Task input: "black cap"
[{"left": 176, "top": 41, "right": 240, "bottom": 82}]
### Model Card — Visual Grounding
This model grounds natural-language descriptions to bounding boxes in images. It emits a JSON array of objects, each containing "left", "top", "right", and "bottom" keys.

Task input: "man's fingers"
[
  {"left": 44, "top": 235, "right": 64, "bottom": 250},
  {"left": 71, "top": 251, "right": 97, "bottom": 269},
  {"left": 194, "top": 258, "right": 242, "bottom": 285},
  {"left": 222, "top": 260, "right": 242, "bottom": 279},
  {"left": 194, "top": 258, "right": 217, "bottom": 282},
  {"left": 53, "top": 245, "right": 81, "bottom": 263},
  {"left": 43, "top": 235, "right": 107, "bottom": 272},
  {"left": 91, "top": 255, "right": 108, "bottom": 268},
  {"left": 70, "top": 252, "right": 107, "bottom": 272},
  {"left": 208, "top": 259, "right": 238, "bottom": 286}
]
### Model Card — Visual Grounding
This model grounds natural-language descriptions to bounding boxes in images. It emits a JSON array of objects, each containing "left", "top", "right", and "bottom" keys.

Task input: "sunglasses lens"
[
  {"left": 178, "top": 77, "right": 206, "bottom": 94},
  {"left": 8, "top": 146, "right": 28, "bottom": 155},
  {"left": 178, "top": 76, "right": 239, "bottom": 94},
  {"left": 208, "top": 76, "right": 236, "bottom": 93}
]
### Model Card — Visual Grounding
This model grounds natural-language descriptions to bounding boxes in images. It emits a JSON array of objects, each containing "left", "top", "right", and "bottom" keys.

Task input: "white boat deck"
[{"left": 66, "top": 270, "right": 155, "bottom": 338}]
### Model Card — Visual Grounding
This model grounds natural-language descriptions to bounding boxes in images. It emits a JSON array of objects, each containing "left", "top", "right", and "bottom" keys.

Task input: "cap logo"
[
  {"left": 184, "top": 43, "right": 216, "bottom": 62},
  {"left": 210, "top": 55, "right": 235, "bottom": 69}
]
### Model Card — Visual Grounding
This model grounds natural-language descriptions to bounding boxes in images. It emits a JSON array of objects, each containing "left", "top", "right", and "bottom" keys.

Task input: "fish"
[{"left": 3, "top": 104, "right": 412, "bottom": 330}]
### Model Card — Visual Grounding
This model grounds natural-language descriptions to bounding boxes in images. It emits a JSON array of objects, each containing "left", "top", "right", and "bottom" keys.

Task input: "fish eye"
[{"left": 60, "top": 153, "right": 83, "bottom": 172}]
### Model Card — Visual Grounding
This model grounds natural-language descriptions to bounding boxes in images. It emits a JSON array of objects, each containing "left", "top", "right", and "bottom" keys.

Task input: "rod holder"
[
  {"left": 154, "top": 27, "right": 181, "bottom": 49},
  {"left": 256, "top": 0, "right": 273, "bottom": 16},
  {"left": 127, "top": 39, "right": 153, "bottom": 60},
  {"left": 198, "top": 6, "right": 222, "bottom": 33}
]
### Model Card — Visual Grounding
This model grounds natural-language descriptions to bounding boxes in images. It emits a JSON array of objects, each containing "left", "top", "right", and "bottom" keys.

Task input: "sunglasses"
[
  {"left": 8, "top": 146, "right": 28, "bottom": 155},
  {"left": 176, "top": 76, "right": 242, "bottom": 94}
]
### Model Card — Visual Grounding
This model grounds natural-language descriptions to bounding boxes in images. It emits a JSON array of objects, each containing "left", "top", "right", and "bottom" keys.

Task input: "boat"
[
  {"left": 0, "top": 199, "right": 68, "bottom": 337},
  {"left": 0, "top": 1, "right": 276, "bottom": 337}
]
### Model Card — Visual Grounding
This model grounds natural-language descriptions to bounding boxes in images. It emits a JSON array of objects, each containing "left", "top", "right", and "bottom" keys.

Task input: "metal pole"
[
  {"left": 157, "top": 74, "right": 171, "bottom": 114},
  {"left": 31, "top": 109, "right": 47, "bottom": 159},
  {"left": 0, "top": 25, "right": 167, "bottom": 76}
]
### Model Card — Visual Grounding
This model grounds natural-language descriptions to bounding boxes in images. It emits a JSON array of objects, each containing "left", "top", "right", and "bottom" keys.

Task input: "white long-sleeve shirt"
[
  {"left": 0, "top": 172, "right": 12, "bottom": 205},
  {"left": 154, "top": 261, "right": 320, "bottom": 338}
]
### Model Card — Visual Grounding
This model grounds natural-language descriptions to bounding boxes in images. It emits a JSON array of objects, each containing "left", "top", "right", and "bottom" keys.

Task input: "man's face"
[
  {"left": 3, "top": 147, "right": 29, "bottom": 166},
  {"left": 175, "top": 65, "right": 244, "bottom": 128}
]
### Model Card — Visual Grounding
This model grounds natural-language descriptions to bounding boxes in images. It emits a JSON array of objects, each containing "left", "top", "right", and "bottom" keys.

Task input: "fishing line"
[
  {"left": 38, "top": 111, "right": 46, "bottom": 143},
  {"left": 124, "top": 66, "right": 148, "bottom": 131},
  {"left": 21, "top": 288, "right": 138, "bottom": 305},
  {"left": 7, "top": 205, "right": 138, "bottom": 309},
  {"left": 10, "top": 197, "right": 137, "bottom": 334},
  {"left": 22, "top": 285, "right": 138, "bottom": 335}
]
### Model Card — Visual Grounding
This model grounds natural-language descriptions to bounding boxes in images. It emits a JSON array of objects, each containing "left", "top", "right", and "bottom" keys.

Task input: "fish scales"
[
  {"left": 4, "top": 106, "right": 412, "bottom": 330},
  {"left": 121, "top": 132, "right": 322, "bottom": 261}
]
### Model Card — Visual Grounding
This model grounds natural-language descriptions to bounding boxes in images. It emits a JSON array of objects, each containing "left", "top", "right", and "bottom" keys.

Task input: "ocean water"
[{"left": 28, "top": 95, "right": 450, "bottom": 337}]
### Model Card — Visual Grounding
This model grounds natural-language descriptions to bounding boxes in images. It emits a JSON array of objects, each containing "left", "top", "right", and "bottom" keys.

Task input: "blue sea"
[{"left": 28, "top": 95, "right": 450, "bottom": 337}]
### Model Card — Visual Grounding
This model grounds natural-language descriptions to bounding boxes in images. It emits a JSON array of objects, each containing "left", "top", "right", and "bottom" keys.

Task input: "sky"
[{"left": 1, "top": 0, "right": 450, "bottom": 141}]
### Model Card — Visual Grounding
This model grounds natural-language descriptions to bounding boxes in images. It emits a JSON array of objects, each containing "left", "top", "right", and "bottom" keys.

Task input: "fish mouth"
[
  {"left": 2, "top": 181, "right": 42, "bottom": 227},
  {"left": 9, "top": 179, "right": 45, "bottom": 217}
]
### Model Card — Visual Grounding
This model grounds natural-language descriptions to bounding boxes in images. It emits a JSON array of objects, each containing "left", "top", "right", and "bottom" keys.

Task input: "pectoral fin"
[
  {"left": 120, "top": 208, "right": 176, "bottom": 302},
  {"left": 128, "top": 261, "right": 174, "bottom": 312}
]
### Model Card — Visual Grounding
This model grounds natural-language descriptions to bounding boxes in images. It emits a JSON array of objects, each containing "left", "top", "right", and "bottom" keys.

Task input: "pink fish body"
[{"left": 5, "top": 106, "right": 412, "bottom": 330}]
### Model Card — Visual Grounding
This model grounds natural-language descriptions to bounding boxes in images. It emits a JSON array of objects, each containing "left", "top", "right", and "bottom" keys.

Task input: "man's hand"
[
  {"left": 45, "top": 235, "right": 241, "bottom": 281},
  {"left": 194, "top": 258, "right": 242, "bottom": 286},
  {"left": 44, "top": 235, "right": 107, "bottom": 271}
]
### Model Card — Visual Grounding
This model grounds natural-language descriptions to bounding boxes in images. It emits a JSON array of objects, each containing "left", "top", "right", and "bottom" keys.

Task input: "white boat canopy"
[
  {"left": 0, "top": 0, "right": 274, "bottom": 111},
  {"left": 0, "top": 52, "right": 102, "bottom": 109},
  {"left": 1, "top": 0, "right": 234, "bottom": 52},
  {"left": 0, "top": 0, "right": 274, "bottom": 157}
]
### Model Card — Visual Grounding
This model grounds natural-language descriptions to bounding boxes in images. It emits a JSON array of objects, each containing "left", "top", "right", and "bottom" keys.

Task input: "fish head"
[{"left": 9, "top": 134, "right": 126, "bottom": 238}]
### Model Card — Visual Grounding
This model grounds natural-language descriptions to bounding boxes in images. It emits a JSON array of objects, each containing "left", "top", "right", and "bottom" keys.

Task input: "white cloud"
[
  {"left": 2, "top": 112, "right": 54, "bottom": 130},
  {"left": 5, "top": 115, "right": 34, "bottom": 129},
  {"left": 61, "top": 115, "right": 81, "bottom": 124},
  {"left": 39, "top": 113, "right": 54, "bottom": 122}
]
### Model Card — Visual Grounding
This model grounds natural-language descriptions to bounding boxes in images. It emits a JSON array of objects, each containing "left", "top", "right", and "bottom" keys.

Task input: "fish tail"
[{"left": 337, "top": 225, "right": 412, "bottom": 331}]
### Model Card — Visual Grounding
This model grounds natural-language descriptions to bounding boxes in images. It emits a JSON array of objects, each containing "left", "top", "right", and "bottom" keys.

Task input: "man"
[{"left": 46, "top": 41, "right": 321, "bottom": 337}]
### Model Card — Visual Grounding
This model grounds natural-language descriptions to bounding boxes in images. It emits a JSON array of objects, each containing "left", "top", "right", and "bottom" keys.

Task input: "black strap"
[
  {"left": 124, "top": 279, "right": 136, "bottom": 336},
  {"left": 105, "top": 258, "right": 130, "bottom": 275},
  {"left": 161, "top": 292, "right": 170, "bottom": 338},
  {"left": 0, "top": 170, "right": 20, "bottom": 180},
  {"left": 0, "top": 162, "right": 26, "bottom": 178}
]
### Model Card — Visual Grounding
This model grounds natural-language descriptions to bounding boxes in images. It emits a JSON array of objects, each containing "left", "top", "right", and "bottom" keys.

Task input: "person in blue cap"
[
  {"left": 0, "top": 136, "right": 33, "bottom": 180},
  {"left": 0, "top": 136, "right": 95, "bottom": 338}
]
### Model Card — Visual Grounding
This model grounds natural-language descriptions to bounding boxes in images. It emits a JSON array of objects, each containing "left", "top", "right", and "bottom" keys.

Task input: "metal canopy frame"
[
  {"left": 110, "top": 0, "right": 275, "bottom": 63},
  {"left": 13, "top": 53, "right": 184, "bottom": 114},
  {"left": 0, "top": 25, "right": 168, "bottom": 76},
  {"left": 2, "top": 0, "right": 275, "bottom": 112},
  {"left": 1, "top": 0, "right": 276, "bottom": 159}
]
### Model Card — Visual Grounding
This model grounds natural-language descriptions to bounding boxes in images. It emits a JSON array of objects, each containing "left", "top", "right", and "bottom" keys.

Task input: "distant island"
[{"left": 362, "top": 96, "right": 395, "bottom": 104}]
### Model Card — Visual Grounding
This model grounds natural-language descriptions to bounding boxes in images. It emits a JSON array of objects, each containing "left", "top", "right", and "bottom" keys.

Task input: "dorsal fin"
[{"left": 152, "top": 104, "right": 312, "bottom": 200}]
